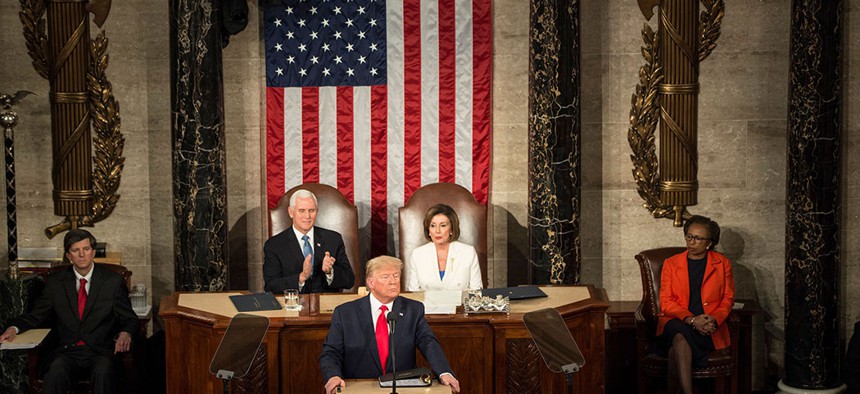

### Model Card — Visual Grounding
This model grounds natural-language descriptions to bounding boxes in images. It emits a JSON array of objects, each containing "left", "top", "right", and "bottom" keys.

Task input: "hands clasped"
[{"left": 691, "top": 314, "right": 717, "bottom": 335}]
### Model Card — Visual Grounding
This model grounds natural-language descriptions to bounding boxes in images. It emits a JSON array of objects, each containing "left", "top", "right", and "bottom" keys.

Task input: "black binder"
[
  {"left": 378, "top": 367, "right": 434, "bottom": 387},
  {"left": 482, "top": 285, "right": 547, "bottom": 300},
  {"left": 229, "top": 292, "right": 281, "bottom": 312}
]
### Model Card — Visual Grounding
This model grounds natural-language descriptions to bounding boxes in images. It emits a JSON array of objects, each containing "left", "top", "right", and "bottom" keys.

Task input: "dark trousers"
[{"left": 43, "top": 345, "right": 117, "bottom": 394}]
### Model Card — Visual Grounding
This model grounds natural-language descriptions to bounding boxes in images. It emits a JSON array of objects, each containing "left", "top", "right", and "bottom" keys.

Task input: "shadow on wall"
[
  {"left": 228, "top": 206, "right": 262, "bottom": 291},
  {"left": 498, "top": 206, "right": 529, "bottom": 287}
]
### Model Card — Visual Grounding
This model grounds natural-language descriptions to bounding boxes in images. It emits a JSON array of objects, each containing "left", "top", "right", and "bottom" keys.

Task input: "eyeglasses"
[{"left": 684, "top": 234, "right": 711, "bottom": 243}]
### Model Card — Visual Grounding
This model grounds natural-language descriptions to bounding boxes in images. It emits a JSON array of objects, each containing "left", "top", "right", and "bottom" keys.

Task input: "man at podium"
[{"left": 319, "top": 256, "right": 461, "bottom": 393}]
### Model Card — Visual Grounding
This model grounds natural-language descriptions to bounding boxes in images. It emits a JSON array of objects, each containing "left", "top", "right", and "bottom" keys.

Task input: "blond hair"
[{"left": 365, "top": 255, "right": 403, "bottom": 279}]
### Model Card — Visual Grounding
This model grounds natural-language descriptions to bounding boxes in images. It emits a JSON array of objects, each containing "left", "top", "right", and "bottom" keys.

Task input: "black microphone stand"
[{"left": 387, "top": 312, "right": 398, "bottom": 394}]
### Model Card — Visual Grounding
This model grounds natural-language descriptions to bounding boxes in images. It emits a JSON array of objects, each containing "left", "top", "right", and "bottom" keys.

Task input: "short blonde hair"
[{"left": 365, "top": 255, "right": 403, "bottom": 279}]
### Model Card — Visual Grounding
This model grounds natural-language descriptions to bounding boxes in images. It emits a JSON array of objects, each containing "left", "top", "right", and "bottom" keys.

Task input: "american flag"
[{"left": 264, "top": 0, "right": 492, "bottom": 258}]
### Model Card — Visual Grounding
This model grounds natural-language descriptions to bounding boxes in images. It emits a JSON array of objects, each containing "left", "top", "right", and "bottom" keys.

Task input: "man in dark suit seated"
[
  {"left": 0, "top": 229, "right": 138, "bottom": 394},
  {"left": 264, "top": 189, "right": 355, "bottom": 293},
  {"left": 319, "top": 255, "right": 461, "bottom": 394}
]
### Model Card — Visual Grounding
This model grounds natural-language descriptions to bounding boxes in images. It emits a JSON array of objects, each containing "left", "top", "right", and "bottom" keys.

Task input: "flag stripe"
[
  {"left": 301, "top": 87, "right": 320, "bottom": 182},
  {"left": 472, "top": 0, "right": 492, "bottom": 205},
  {"left": 403, "top": 0, "right": 423, "bottom": 202},
  {"left": 266, "top": 88, "right": 285, "bottom": 208},
  {"left": 455, "top": 0, "right": 474, "bottom": 188},
  {"left": 283, "top": 88, "right": 304, "bottom": 194},
  {"left": 336, "top": 86, "right": 355, "bottom": 202},
  {"left": 420, "top": 0, "right": 439, "bottom": 187},
  {"left": 320, "top": 87, "right": 338, "bottom": 187},
  {"left": 354, "top": 87, "right": 373, "bottom": 260},
  {"left": 386, "top": 0, "right": 406, "bottom": 255},
  {"left": 371, "top": 85, "right": 388, "bottom": 258},
  {"left": 438, "top": 0, "right": 457, "bottom": 183}
]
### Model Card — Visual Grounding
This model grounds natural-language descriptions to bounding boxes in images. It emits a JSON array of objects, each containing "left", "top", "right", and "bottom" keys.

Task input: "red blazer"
[{"left": 657, "top": 250, "right": 735, "bottom": 350}]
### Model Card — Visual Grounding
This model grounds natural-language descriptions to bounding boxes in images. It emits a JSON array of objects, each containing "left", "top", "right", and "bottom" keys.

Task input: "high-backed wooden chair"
[
  {"left": 398, "top": 182, "right": 488, "bottom": 288},
  {"left": 28, "top": 263, "right": 138, "bottom": 394},
  {"left": 269, "top": 183, "right": 363, "bottom": 292},
  {"left": 635, "top": 247, "right": 739, "bottom": 394}
]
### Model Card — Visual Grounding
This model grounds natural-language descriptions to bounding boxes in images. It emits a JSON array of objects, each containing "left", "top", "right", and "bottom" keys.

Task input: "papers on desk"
[
  {"left": 0, "top": 328, "right": 50, "bottom": 350},
  {"left": 732, "top": 302, "right": 745, "bottom": 310},
  {"left": 421, "top": 290, "right": 461, "bottom": 314}
]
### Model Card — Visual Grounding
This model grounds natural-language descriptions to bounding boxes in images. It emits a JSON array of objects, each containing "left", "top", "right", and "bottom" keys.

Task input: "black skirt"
[{"left": 651, "top": 319, "right": 716, "bottom": 368}]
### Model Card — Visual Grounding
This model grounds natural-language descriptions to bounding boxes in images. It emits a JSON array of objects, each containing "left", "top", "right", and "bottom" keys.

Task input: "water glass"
[{"left": 284, "top": 289, "right": 300, "bottom": 310}]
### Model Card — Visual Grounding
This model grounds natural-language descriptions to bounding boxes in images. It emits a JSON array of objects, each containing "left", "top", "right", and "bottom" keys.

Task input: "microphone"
[{"left": 387, "top": 311, "right": 400, "bottom": 394}]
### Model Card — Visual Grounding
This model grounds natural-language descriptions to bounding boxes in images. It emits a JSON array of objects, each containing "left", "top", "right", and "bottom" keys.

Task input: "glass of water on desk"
[{"left": 284, "top": 289, "right": 300, "bottom": 311}]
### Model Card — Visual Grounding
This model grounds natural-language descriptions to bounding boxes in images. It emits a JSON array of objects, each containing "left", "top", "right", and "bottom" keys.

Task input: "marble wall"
[{"left": 0, "top": 0, "right": 858, "bottom": 388}]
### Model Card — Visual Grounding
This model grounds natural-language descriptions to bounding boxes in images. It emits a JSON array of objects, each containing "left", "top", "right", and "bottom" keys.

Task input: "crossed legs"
[{"left": 667, "top": 333, "right": 693, "bottom": 394}]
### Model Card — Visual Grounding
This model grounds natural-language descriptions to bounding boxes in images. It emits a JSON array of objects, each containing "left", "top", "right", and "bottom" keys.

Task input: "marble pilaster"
[
  {"left": 0, "top": 275, "right": 40, "bottom": 394},
  {"left": 527, "top": 0, "right": 582, "bottom": 285},
  {"left": 170, "top": 0, "right": 229, "bottom": 291},
  {"left": 783, "top": 0, "right": 844, "bottom": 390}
]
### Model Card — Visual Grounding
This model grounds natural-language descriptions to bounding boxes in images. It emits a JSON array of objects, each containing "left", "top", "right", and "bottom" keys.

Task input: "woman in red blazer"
[{"left": 655, "top": 215, "right": 735, "bottom": 394}]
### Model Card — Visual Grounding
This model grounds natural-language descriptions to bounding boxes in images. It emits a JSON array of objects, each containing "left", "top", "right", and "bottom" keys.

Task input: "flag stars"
[
  {"left": 298, "top": 43, "right": 307, "bottom": 52},
  {"left": 334, "top": 55, "right": 343, "bottom": 64},
  {"left": 310, "top": 55, "right": 320, "bottom": 64},
  {"left": 357, "top": 31, "right": 366, "bottom": 40},
  {"left": 369, "top": 19, "right": 377, "bottom": 27},
  {"left": 286, "top": 31, "right": 295, "bottom": 39},
  {"left": 358, "top": 55, "right": 366, "bottom": 64},
  {"left": 285, "top": 7, "right": 293, "bottom": 15},
  {"left": 286, "top": 55, "right": 296, "bottom": 64},
  {"left": 370, "top": 68, "right": 378, "bottom": 76},
  {"left": 298, "top": 19, "right": 306, "bottom": 27},
  {"left": 369, "top": 43, "right": 378, "bottom": 51},
  {"left": 310, "top": 31, "right": 319, "bottom": 39},
  {"left": 345, "top": 43, "right": 354, "bottom": 52},
  {"left": 310, "top": 6, "right": 318, "bottom": 15},
  {"left": 333, "top": 31, "right": 343, "bottom": 40},
  {"left": 274, "top": 18, "right": 282, "bottom": 27},
  {"left": 345, "top": 18, "right": 354, "bottom": 27},
  {"left": 346, "top": 68, "right": 355, "bottom": 76},
  {"left": 322, "top": 43, "right": 331, "bottom": 52},
  {"left": 299, "top": 68, "right": 308, "bottom": 77},
  {"left": 275, "top": 67, "right": 284, "bottom": 76},
  {"left": 333, "top": 6, "right": 342, "bottom": 15},
  {"left": 322, "top": 19, "right": 330, "bottom": 27},
  {"left": 323, "top": 68, "right": 331, "bottom": 76},
  {"left": 357, "top": 6, "right": 366, "bottom": 15},
  {"left": 274, "top": 43, "right": 283, "bottom": 51}
]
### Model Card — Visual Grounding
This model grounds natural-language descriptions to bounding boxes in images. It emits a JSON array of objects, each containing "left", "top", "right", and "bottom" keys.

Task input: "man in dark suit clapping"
[
  {"left": 319, "top": 255, "right": 460, "bottom": 394},
  {"left": 263, "top": 189, "right": 355, "bottom": 293},
  {"left": 0, "top": 229, "right": 138, "bottom": 394}
]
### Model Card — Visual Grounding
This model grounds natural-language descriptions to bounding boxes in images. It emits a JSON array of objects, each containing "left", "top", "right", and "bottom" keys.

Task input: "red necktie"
[
  {"left": 76, "top": 278, "right": 87, "bottom": 346},
  {"left": 376, "top": 305, "right": 389, "bottom": 372},
  {"left": 77, "top": 278, "right": 87, "bottom": 320}
]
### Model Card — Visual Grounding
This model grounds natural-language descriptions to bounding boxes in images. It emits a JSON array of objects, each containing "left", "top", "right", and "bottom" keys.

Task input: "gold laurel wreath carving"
[
  {"left": 18, "top": 0, "right": 49, "bottom": 80},
  {"left": 698, "top": 0, "right": 725, "bottom": 62},
  {"left": 45, "top": 31, "right": 125, "bottom": 238},
  {"left": 627, "top": 24, "right": 674, "bottom": 220}
]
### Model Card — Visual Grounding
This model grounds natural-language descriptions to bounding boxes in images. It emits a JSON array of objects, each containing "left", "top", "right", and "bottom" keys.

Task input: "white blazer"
[{"left": 405, "top": 241, "right": 483, "bottom": 291}]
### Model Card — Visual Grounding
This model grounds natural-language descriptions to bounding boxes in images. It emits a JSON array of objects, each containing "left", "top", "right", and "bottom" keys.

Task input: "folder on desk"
[
  {"left": 378, "top": 367, "right": 433, "bottom": 387},
  {"left": 0, "top": 328, "right": 50, "bottom": 350},
  {"left": 229, "top": 292, "right": 282, "bottom": 312},
  {"left": 482, "top": 285, "right": 547, "bottom": 300}
]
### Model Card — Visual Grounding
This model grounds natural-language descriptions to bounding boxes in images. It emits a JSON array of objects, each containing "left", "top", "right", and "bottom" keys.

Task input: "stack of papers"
[
  {"left": 0, "top": 328, "right": 50, "bottom": 350},
  {"left": 422, "top": 290, "right": 462, "bottom": 314}
]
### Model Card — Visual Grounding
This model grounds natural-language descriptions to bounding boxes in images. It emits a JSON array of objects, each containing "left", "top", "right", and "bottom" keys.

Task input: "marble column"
[
  {"left": 781, "top": 0, "right": 844, "bottom": 392},
  {"left": 527, "top": 0, "right": 581, "bottom": 285},
  {"left": 170, "top": 0, "right": 229, "bottom": 291},
  {"left": 0, "top": 276, "right": 40, "bottom": 394}
]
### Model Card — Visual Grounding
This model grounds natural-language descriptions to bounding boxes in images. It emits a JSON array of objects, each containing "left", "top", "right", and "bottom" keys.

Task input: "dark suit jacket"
[
  {"left": 319, "top": 295, "right": 453, "bottom": 381},
  {"left": 12, "top": 265, "right": 138, "bottom": 357},
  {"left": 845, "top": 321, "right": 860, "bottom": 393},
  {"left": 263, "top": 226, "right": 355, "bottom": 293}
]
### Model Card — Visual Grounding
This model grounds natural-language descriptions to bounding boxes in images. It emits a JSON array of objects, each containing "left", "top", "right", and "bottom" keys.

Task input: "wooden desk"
[
  {"left": 160, "top": 286, "right": 609, "bottom": 394},
  {"left": 342, "top": 380, "right": 450, "bottom": 393}
]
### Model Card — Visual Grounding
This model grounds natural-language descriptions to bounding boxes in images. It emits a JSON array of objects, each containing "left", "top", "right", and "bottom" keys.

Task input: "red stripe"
[
  {"left": 438, "top": 0, "right": 456, "bottom": 183},
  {"left": 471, "top": 0, "right": 492, "bottom": 205},
  {"left": 265, "top": 87, "right": 285, "bottom": 209},
  {"left": 403, "top": 0, "right": 422, "bottom": 202},
  {"left": 337, "top": 86, "right": 355, "bottom": 203},
  {"left": 370, "top": 85, "right": 388, "bottom": 258},
  {"left": 302, "top": 87, "right": 320, "bottom": 182}
]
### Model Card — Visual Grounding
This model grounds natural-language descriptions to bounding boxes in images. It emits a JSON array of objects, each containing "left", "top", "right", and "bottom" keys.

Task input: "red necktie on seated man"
[
  {"left": 376, "top": 305, "right": 389, "bottom": 372},
  {"left": 76, "top": 278, "right": 87, "bottom": 345}
]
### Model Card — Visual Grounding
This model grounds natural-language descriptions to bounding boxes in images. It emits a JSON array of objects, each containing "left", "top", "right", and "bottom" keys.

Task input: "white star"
[
  {"left": 357, "top": 31, "right": 366, "bottom": 39},
  {"left": 323, "top": 68, "right": 331, "bottom": 76},
  {"left": 357, "top": 6, "right": 366, "bottom": 15},
  {"left": 322, "top": 43, "right": 331, "bottom": 51},
  {"left": 333, "top": 31, "right": 342, "bottom": 40},
  {"left": 345, "top": 43, "right": 354, "bottom": 52},
  {"left": 333, "top": 6, "right": 342, "bottom": 15},
  {"left": 274, "top": 43, "right": 283, "bottom": 51},
  {"left": 275, "top": 67, "right": 284, "bottom": 76},
  {"left": 345, "top": 18, "right": 354, "bottom": 27},
  {"left": 286, "top": 55, "right": 295, "bottom": 64},
  {"left": 322, "top": 19, "right": 330, "bottom": 27},
  {"left": 334, "top": 55, "right": 343, "bottom": 64},
  {"left": 299, "top": 68, "right": 307, "bottom": 77},
  {"left": 369, "top": 19, "right": 377, "bottom": 27},
  {"left": 286, "top": 7, "right": 293, "bottom": 14},
  {"left": 369, "top": 43, "right": 378, "bottom": 51},
  {"left": 358, "top": 55, "right": 366, "bottom": 64},
  {"left": 274, "top": 18, "right": 282, "bottom": 27},
  {"left": 298, "top": 19, "right": 306, "bottom": 27},
  {"left": 310, "top": 31, "right": 319, "bottom": 39},
  {"left": 310, "top": 55, "right": 319, "bottom": 64},
  {"left": 310, "top": 6, "right": 318, "bottom": 15},
  {"left": 346, "top": 68, "right": 355, "bottom": 76},
  {"left": 286, "top": 31, "right": 295, "bottom": 39},
  {"left": 370, "top": 68, "right": 378, "bottom": 76},
  {"left": 298, "top": 43, "right": 307, "bottom": 52}
]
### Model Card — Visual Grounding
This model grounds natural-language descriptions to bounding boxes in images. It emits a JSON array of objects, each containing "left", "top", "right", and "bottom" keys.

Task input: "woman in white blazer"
[{"left": 405, "top": 204, "right": 483, "bottom": 291}]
